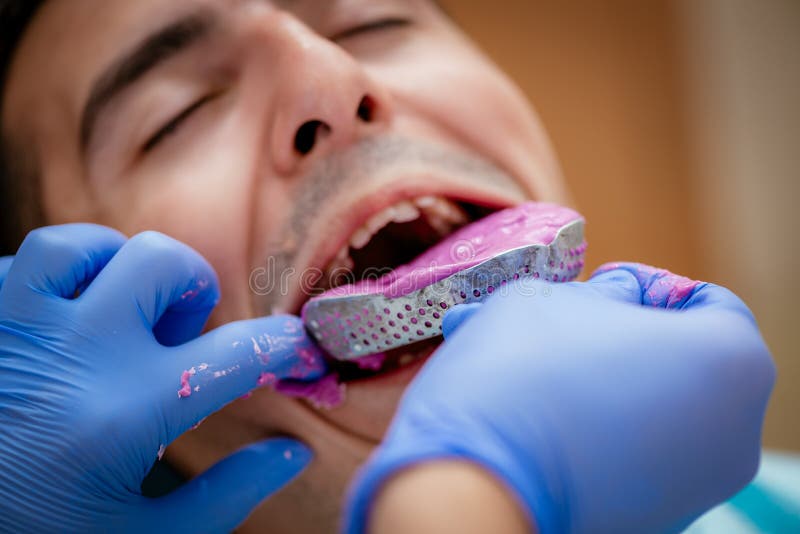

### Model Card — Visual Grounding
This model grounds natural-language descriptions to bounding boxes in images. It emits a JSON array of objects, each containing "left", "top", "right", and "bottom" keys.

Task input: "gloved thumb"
[
  {"left": 588, "top": 262, "right": 704, "bottom": 309},
  {"left": 585, "top": 264, "right": 644, "bottom": 305},
  {"left": 0, "top": 256, "right": 13, "bottom": 291},
  {"left": 442, "top": 303, "right": 483, "bottom": 339},
  {"left": 143, "top": 438, "right": 312, "bottom": 533}
]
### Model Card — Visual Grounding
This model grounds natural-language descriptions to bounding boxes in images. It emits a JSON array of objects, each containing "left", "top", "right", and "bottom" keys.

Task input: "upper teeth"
[
  {"left": 345, "top": 196, "right": 467, "bottom": 253},
  {"left": 357, "top": 200, "right": 420, "bottom": 248},
  {"left": 358, "top": 200, "right": 420, "bottom": 249},
  {"left": 415, "top": 196, "right": 468, "bottom": 237},
  {"left": 392, "top": 201, "right": 422, "bottom": 223},
  {"left": 323, "top": 196, "right": 470, "bottom": 284}
]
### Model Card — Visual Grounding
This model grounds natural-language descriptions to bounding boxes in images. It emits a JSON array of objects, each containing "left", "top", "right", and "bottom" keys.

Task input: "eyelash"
[
  {"left": 333, "top": 17, "right": 411, "bottom": 41},
  {"left": 142, "top": 93, "right": 217, "bottom": 153},
  {"left": 141, "top": 18, "right": 409, "bottom": 154}
]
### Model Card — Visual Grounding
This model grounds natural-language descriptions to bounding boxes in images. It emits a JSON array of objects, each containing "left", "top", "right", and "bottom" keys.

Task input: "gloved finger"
[
  {"left": 675, "top": 283, "right": 758, "bottom": 324},
  {"left": 142, "top": 438, "right": 312, "bottom": 534},
  {"left": 82, "top": 231, "right": 220, "bottom": 343},
  {"left": 442, "top": 303, "right": 483, "bottom": 339},
  {"left": 584, "top": 264, "right": 644, "bottom": 305},
  {"left": 1, "top": 224, "right": 126, "bottom": 303},
  {"left": 0, "top": 256, "right": 13, "bottom": 291},
  {"left": 588, "top": 262, "right": 704, "bottom": 309},
  {"left": 596, "top": 262, "right": 757, "bottom": 322},
  {"left": 162, "top": 315, "right": 327, "bottom": 442}
]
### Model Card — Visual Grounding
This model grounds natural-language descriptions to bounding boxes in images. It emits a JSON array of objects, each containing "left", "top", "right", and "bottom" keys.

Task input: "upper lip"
[{"left": 277, "top": 175, "right": 525, "bottom": 316}]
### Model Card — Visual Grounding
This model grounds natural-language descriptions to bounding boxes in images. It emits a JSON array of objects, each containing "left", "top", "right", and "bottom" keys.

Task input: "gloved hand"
[
  {"left": 0, "top": 256, "right": 11, "bottom": 284},
  {"left": 0, "top": 225, "right": 327, "bottom": 533},
  {"left": 345, "top": 263, "right": 775, "bottom": 534}
]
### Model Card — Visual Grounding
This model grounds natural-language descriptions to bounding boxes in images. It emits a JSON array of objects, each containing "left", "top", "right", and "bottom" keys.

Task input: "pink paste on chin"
[
  {"left": 304, "top": 201, "right": 583, "bottom": 304},
  {"left": 274, "top": 374, "right": 345, "bottom": 410}
]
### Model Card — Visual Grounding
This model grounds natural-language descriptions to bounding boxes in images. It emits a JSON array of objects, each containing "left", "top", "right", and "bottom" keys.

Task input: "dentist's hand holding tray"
[{"left": 298, "top": 202, "right": 774, "bottom": 533}]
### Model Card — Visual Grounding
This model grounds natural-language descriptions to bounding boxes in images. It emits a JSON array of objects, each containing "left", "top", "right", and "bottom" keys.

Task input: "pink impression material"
[
  {"left": 284, "top": 202, "right": 584, "bottom": 409},
  {"left": 592, "top": 262, "right": 702, "bottom": 309},
  {"left": 275, "top": 374, "right": 345, "bottom": 410},
  {"left": 177, "top": 368, "right": 195, "bottom": 398},
  {"left": 304, "top": 201, "right": 583, "bottom": 304},
  {"left": 257, "top": 372, "right": 277, "bottom": 387}
]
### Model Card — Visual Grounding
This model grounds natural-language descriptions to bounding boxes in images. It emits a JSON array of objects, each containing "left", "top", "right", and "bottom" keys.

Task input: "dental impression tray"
[{"left": 302, "top": 202, "right": 586, "bottom": 361}]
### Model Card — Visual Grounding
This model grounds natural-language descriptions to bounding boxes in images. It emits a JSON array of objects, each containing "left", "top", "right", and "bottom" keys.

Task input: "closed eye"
[
  {"left": 142, "top": 93, "right": 218, "bottom": 153},
  {"left": 332, "top": 18, "right": 411, "bottom": 41}
]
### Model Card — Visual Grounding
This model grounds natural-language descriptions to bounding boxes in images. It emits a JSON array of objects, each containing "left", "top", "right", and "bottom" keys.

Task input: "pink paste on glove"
[
  {"left": 257, "top": 372, "right": 277, "bottom": 387},
  {"left": 593, "top": 262, "right": 702, "bottom": 309},
  {"left": 177, "top": 368, "right": 196, "bottom": 398}
]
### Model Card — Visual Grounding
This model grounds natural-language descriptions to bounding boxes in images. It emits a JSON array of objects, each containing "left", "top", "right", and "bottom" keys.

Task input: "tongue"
[{"left": 310, "top": 201, "right": 583, "bottom": 301}]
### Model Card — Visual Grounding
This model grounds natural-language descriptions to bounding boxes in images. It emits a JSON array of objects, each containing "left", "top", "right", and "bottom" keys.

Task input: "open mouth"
[
  {"left": 312, "top": 196, "right": 497, "bottom": 382},
  {"left": 298, "top": 197, "right": 585, "bottom": 385},
  {"left": 315, "top": 197, "right": 493, "bottom": 293}
]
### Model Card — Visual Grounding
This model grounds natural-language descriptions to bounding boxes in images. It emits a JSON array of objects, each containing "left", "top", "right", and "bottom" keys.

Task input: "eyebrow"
[{"left": 79, "top": 10, "right": 218, "bottom": 151}]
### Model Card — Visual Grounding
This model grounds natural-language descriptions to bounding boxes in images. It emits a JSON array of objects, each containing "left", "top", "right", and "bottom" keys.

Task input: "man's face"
[{"left": 4, "top": 0, "right": 567, "bottom": 530}]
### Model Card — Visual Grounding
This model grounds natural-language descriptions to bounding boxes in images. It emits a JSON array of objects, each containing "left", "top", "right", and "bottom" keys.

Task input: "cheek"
[{"left": 92, "top": 122, "right": 263, "bottom": 325}]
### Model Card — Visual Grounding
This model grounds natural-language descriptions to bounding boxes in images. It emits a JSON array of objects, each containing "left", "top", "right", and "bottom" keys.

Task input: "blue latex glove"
[
  {"left": 0, "top": 225, "right": 327, "bottom": 533},
  {"left": 0, "top": 256, "right": 11, "bottom": 285},
  {"left": 345, "top": 263, "right": 775, "bottom": 534}
]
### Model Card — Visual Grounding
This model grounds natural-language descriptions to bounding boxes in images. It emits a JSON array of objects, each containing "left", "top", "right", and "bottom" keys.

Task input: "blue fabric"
[{"left": 0, "top": 225, "right": 327, "bottom": 532}]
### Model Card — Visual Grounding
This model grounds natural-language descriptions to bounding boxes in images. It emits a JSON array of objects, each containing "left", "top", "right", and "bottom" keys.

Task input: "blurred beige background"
[{"left": 444, "top": 0, "right": 799, "bottom": 450}]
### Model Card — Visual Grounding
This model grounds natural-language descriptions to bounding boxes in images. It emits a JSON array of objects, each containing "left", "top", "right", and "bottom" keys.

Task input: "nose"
[{"left": 248, "top": 13, "right": 394, "bottom": 175}]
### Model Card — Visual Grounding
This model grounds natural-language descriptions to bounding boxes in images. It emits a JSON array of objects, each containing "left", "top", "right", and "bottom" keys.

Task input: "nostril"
[
  {"left": 356, "top": 95, "right": 375, "bottom": 123},
  {"left": 294, "top": 120, "right": 330, "bottom": 155},
  {"left": 293, "top": 96, "right": 374, "bottom": 157}
]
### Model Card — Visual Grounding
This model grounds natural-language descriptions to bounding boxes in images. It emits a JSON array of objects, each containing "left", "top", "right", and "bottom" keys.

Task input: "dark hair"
[{"left": 1, "top": 0, "right": 47, "bottom": 255}]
